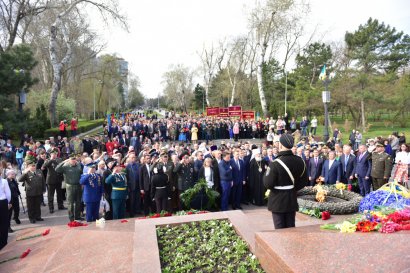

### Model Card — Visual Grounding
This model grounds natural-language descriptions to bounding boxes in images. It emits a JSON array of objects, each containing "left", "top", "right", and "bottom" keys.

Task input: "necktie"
[
  {"left": 237, "top": 160, "right": 240, "bottom": 170},
  {"left": 345, "top": 156, "right": 348, "bottom": 172},
  {"left": 359, "top": 153, "right": 363, "bottom": 161},
  {"left": 315, "top": 158, "right": 318, "bottom": 166}
]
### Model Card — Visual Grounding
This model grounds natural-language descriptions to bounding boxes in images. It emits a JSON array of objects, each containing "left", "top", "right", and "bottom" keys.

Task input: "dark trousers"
[
  {"left": 358, "top": 176, "right": 371, "bottom": 196},
  {"left": 85, "top": 202, "right": 99, "bottom": 222},
  {"left": 155, "top": 197, "right": 168, "bottom": 213},
  {"left": 27, "top": 195, "right": 42, "bottom": 221},
  {"left": 48, "top": 183, "right": 63, "bottom": 210},
  {"left": 231, "top": 182, "right": 242, "bottom": 209},
  {"left": 66, "top": 184, "right": 82, "bottom": 221},
  {"left": 372, "top": 177, "right": 387, "bottom": 191},
  {"left": 8, "top": 196, "right": 20, "bottom": 225},
  {"left": 112, "top": 199, "right": 126, "bottom": 219},
  {"left": 128, "top": 189, "right": 142, "bottom": 217},
  {"left": 143, "top": 190, "right": 152, "bottom": 216},
  {"left": 0, "top": 199, "right": 9, "bottom": 250},
  {"left": 221, "top": 181, "right": 231, "bottom": 211},
  {"left": 272, "top": 211, "right": 296, "bottom": 229}
]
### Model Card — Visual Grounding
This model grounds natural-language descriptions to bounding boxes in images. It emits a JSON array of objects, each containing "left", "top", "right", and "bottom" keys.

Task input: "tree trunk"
[
  {"left": 361, "top": 98, "right": 366, "bottom": 132},
  {"left": 49, "top": 65, "right": 62, "bottom": 126},
  {"left": 256, "top": 55, "right": 268, "bottom": 117},
  {"left": 229, "top": 81, "right": 236, "bottom": 107},
  {"left": 205, "top": 85, "right": 210, "bottom": 106}
]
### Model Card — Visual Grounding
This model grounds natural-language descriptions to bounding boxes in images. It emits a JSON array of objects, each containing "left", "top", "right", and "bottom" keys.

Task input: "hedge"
[{"left": 43, "top": 119, "right": 104, "bottom": 138}]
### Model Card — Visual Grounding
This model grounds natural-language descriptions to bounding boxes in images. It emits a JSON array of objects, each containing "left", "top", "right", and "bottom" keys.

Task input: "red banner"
[
  {"left": 218, "top": 107, "right": 229, "bottom": 117},
  {"left": 228, "top": 106, "right": 242, "bottom": 117},
  {"left": 206, "top": 107, "right": 219, "bottom": 116},
  {"left": 241, "top": 111, "right": 255, "bottom": 120}
]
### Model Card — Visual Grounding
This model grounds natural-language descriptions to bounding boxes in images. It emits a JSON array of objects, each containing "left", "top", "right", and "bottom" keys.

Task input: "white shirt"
[
  {"left": 204, "top": 167, "right": 213, "bottom": 188},
  {"left": 396, "top": 151, "right": 410, "bottom": 164},
  {"left": 311, "top": 118, "right": 318, "bottom": 127},
  {"left": 0, "top": 178, "right": 11, "bottom": 202},
  {"left": 328, "top": 159, "right": 335, "bottom": 170}
]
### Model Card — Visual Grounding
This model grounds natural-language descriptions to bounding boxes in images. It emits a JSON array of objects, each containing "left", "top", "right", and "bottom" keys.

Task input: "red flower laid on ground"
[
  {"left": 17, "top": 229, "right": 51, "bottom": 241},
  {"left": 20, "top": 249, "right": 31, "bottom": 259},
  {"left": 356, "top": 220, "right": 377, "bottom": 232},
  {"left": 321, "top": 211, "right": 331, "bottom": 220},
  {"left": 120, "top": 219, "right": 128, "bottom": 223},
  {"left": 67, "top": 221, "right": 88, "bottom": 228}
]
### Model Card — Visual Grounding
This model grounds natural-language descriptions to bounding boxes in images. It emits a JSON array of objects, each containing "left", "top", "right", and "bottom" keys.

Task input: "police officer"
[
  {"left": 80, "top": 163, "right": 104, "bottom": 222},
  {"left": 371, "top": 142, "right": 392, "bottom": 190},
  {"left": 174, "top": 151, "right": 195, "bottom": 209},
  {"left": 56, "top": 155, "right": 83, "bottom": 222},
  {"left": 263, "top": 134, "right": 308, "bottom": 229},
  {"left": 18, "top": 161, "right": 46, "bottom": 223},
  {"left": 42, "top": 149, "right": 66, "bottom": 213}
]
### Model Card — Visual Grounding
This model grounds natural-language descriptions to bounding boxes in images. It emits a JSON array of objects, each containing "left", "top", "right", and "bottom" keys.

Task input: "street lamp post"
[
  {"left": 202, "top": 89, "right": 205, "bottom": 115},
  {"left": 322, "top": 78, "right": 331, "bottom": 142},
  {"left": 284, "top": 70, "right": 288, "bottom": 114},
  {"left": 93, "top": 81, "right": 96, "bottom": 120}
]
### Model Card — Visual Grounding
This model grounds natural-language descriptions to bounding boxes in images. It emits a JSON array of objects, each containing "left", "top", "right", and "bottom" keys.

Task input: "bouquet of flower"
[
  {"left": 321, "top": 207, "right": 410, "bottom": 234},
  {"left": 358, "top": 190, "right": 410, "bottom": 212}
]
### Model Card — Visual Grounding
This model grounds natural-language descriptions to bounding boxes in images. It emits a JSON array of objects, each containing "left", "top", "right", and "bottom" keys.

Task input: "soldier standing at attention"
[
  {"left": 42, "top": 149, "right": 66, "bottom": 213},
  {"left": 371, "top": 142, "right": 392, "bottom": 190},
  {"left": 174, "top": 151, "right": 195, "bottom": 210},
  {"left": 56, "top": 155, "right": 83, "bottom": 222},
  {"left": 264, "top": 134, "right": 308, "bottom": 229},
  {"left": 18, "top": 161, "right": 46, "bottom": 223},
  {"left": 80, "top": 163, "right": 104, "bottom": 222},
  {"left": 105, "top": 163, "right": 128, "bottom": 219}
]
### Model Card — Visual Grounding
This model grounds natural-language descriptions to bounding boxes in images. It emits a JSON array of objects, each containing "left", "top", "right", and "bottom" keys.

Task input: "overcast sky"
[{"left": 92, "top": 0, "right": 410, "bottom": 98}]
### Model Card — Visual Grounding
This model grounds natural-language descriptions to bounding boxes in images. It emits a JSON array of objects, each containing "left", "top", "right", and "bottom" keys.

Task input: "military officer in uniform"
[
  {"left": 105, "top": 163, "right": 128, "bottom": 219},
  {"left": 174, "top": 151, "right": 195, "bottom": 209},
  {"left": 263, "top": 134, "right": 308, "bottom": 229},
  {"left": 42, "top": 149, "right": 66, "bottom": 213},
  {"left": 18, "top": 161, "right": 46, "bottom": 223},
  {"left": 80, "top": 163, "right": 104, "bottom": 222},
  {"left": 56, "top": 155, "right": 83, "bottom": 222},
  {"left": 371, "top": 142, "right": 392, "bottom": 190},
  {"left": 151, "top": 162, "right": 169, "bottom": 213}
]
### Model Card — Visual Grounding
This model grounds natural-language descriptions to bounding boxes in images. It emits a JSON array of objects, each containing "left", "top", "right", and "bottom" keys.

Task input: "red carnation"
[
  {"left": 347, "top": 184, "right": 352, "bottom": 191},
  {"left": 187, "top": 211, "right": 193, "bottom": 215},
  {"left": 120, "top": 219, "right": 128, "bottom": 223},
  {"left": 20, "top": 248, "right": 31, "bottom": 259},
  {"left": 42, "top": 229, "right": 50, "bottom": 236},
  {"left": 321, "top": 211, "right": 330, "bottom": 220}
]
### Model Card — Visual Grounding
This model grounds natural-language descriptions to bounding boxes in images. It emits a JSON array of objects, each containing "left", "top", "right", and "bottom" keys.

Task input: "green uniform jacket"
[
  {"left": 370, "top": 152, "right": 392, "bottom": 179},
  {"left": 105, "top": 173, "right": 128, "bottom": 200},
  {"left": 42, "top": 158, "right": 64, "bottom": 185},
  {"left": 174, "top": 162, "right": 195, "bottom": 192},
  {"left": 18, "top": 170, "right": 45, "bottom": 197},
  {"left": 55, "top": 162, "right": 82, "bottom": 185}
]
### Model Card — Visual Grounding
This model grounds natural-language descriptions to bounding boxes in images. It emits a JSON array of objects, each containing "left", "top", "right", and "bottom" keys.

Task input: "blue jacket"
[
  {"left": 80, "top": 173, "right": 104, "bottom": 203},
  {"left": 218, "top": 160, "right": 233, "bottom": 182},
  {"left": 340, "top": 154, "right": 356, "bottom": 183},
  {"left": 321, "top": 160, "right": 342, "bottom": 184},
  {"left": 353, "top": 152, "right": 371, "bottom": 178},
  {"left": 230, "top": 158, "right": 245, "bottom": 185},
  {"left": 105, "top": 173, "right": 128, "bottom": 200},
  {"left": 126, "top": 163, "right": 140, "bottom": 191}
]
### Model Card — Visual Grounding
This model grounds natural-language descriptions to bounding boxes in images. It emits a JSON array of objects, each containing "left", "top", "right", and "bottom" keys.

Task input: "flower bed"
[
  {"left": 297, "top": 186, "right": 362, "bottom": 214},
  {"left": 157, "top": 219, "right": 265, "bottom": 273},
  {"left": 321, "top": 206, "right": 410, "bottom": 234},
  {"left": 136, "top": 210, "right": 208, "bottom": 220}
]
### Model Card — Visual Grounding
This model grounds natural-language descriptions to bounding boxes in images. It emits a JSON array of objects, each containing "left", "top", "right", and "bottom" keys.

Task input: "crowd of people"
[{"left": 0, "top": 111, "right": 409, "bottom": 249}]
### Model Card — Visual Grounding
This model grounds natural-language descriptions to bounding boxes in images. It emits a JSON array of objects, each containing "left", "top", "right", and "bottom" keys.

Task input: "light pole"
[
  {"left": 284, "top": 70, "right": 288, "bottom": 114},
  {"left": 93, "top": 81, "right": 96, "bottom": 120},
  {"left": 322, "top": 78, "right": 331, "bottom": 142},
  {"left": 202, "top": 89, "right": 205, "bottom": 115}
]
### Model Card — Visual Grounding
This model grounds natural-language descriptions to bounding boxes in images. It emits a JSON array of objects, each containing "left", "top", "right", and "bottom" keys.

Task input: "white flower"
[
  {"left": 251, "top": 254, "right": 256, "bottom": 259},
  {"left": 229, "top": 223, "right": 233, "bottom": 227},
  {"left": 224, "top": 248, "right": 228, "bottom": 252}
]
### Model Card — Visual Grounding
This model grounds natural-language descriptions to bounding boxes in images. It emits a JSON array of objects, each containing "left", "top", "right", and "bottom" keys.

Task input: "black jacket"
[
  {"left": 139, "top": 164, "right": 152, "bottom": 192},
  {"left": 263, "top": 150, "right": 308, "bottom": 213}
]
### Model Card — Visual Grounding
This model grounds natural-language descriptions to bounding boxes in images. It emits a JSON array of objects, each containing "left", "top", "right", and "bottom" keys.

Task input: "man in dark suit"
[
  {"left": 308, "top": 149, "right": 323, "bottom": 186},
  {"left": 230, "top": 149, "right": 246, "bottom": 210},
  {"left": 340, "top": 145, "right": 356, "bottom": 185},
  {"left": 353, "top": 144, "right": 372, "bottom": 196},
  {"left": 320, "top": 150, "right": 341, "bottom": 184},
  {"left": 139, "top": 154, "right": 152, "bottom": 216}
]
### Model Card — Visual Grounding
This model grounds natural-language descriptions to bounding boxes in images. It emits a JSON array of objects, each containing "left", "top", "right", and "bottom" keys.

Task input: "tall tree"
[{"left": 48, "top": 0, "right": 127, "bottom": 126}]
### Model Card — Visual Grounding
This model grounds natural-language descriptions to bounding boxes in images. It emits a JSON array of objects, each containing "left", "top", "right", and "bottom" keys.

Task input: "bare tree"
[
  {"left": 48, "top": 0, "right": 127, "bottom": 126},
  {"left": 226, "top": 35, "right": 249, "bottom": 106}
]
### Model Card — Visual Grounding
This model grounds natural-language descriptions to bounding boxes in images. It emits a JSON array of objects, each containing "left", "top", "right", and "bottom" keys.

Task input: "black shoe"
[
  {"left": 14, "top": 218, "right": 21, "bottom": 225},
  {"left": 30, "top": 219, "right": 36, "bottom": 224},
  {"left": 58, "top": 206, "right": 67, "bottom": 210},
  {"left": 50, "top": 209, "right": 54, "bottom": 214},
  {"left": 42, "top": 202, "right": 47, "bottom": 207},
  {"left": 237, "top": 206, "right": 243, "bottom": 210},
  {"left": 36, "top": 218, "right": 44, "bottom": 221},
  {"left": 75, "top": 217, "right": 85, "bottom": 221},
  {"left": 8, "top": 227, "right": 14, "bottom": 233},
  {"left": 242, "top": 202, "right": 249, "bottom": 205}
]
